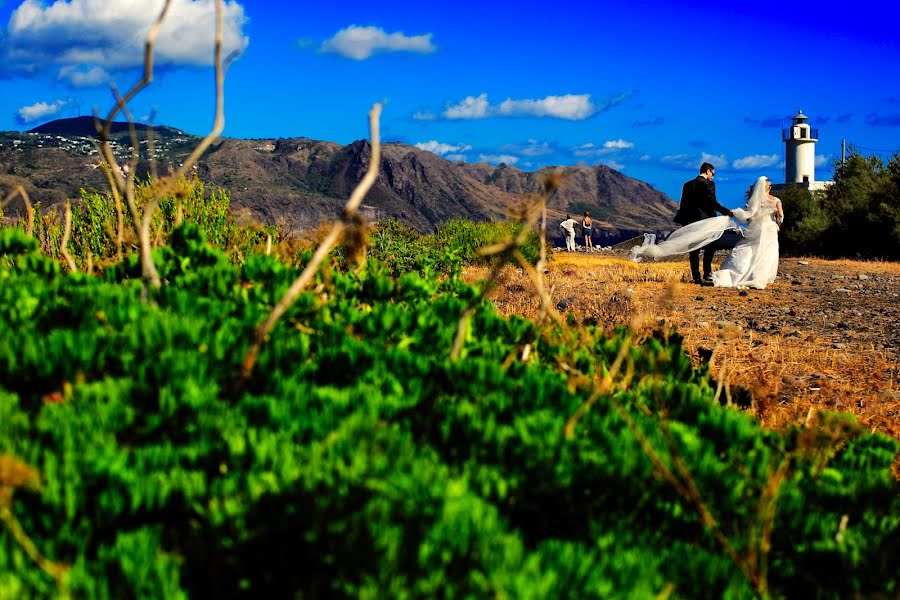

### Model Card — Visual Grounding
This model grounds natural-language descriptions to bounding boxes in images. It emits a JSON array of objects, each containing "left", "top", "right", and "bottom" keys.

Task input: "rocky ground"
[{"left": 465, "top": 251, "right": 900, "bottom": 446}]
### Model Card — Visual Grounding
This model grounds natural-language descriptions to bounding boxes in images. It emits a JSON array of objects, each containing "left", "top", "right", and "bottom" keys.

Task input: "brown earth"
[{"left": 466, "top": 251, "right": 900, "bottom": 445}]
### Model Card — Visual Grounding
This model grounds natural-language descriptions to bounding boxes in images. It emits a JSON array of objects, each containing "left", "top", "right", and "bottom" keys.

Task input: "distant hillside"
[
  {"left": 28, "top": 116, "right": 187, "bottom": 138},
  {"left": 1, "top": 117, "right": 677, "bottom": 236},
  {"left": 456, "top": 162, "right": 678, "bottom": 232}
]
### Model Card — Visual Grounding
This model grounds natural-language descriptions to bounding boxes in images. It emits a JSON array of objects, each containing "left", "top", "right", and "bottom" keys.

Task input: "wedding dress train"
[{"left": 631, "top": 176, "right": 781, "bottom": 289}]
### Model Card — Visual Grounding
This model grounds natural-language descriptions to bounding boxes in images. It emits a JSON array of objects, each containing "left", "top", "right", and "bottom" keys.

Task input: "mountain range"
[{"left": 1, "top": 116, "right": 678, "bottom": 238}]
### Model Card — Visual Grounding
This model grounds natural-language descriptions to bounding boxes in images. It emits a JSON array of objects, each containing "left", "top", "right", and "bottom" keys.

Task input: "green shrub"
[
  {"left": 778, "top": 150, "right": 900, "bottom": 259},
  {"left": 0, "top": 226, "right": 897, "bottom": 598},
  {"left": 365, "top": 218, "right": 542, "bottom": 277}
]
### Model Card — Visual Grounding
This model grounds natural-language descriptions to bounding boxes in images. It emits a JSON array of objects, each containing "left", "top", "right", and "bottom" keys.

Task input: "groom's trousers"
[
  {"left": 690, "top": 230, "right": 742, "bottom": 280},
  {"left": 689, "top": 248, "right": 713, "bottom": 281}
]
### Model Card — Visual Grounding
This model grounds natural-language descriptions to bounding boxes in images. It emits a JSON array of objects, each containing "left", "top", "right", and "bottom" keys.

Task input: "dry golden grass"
[{"left": 466, "top": 252, "right": 900, "bottom": 445}]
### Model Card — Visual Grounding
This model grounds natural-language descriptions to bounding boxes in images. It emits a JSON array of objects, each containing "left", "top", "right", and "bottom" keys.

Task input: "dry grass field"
[{"left": 465, "top": 250, "right": 900, "bottom": 447}]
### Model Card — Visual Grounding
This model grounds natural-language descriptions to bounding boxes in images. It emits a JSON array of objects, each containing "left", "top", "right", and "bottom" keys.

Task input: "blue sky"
[{"left": 1, "top": 0, "right": 899, "bottom": 206}]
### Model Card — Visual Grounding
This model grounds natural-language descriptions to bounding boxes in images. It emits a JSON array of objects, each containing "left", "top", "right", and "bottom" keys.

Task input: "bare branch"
[
  {"left": 110, "top": 85, "right": 142, "bottom": 209},
  {"left": 146, "top": 110, "right": 160, "bottom": 181},
  {"left": 1, "top": 186, "right": 35, "bottom": 237},
  {"left": 237, "top": 103, "right": 383, "bottom": 387},
  {"left": 108, "top": 87, "right": 160, "bottom": 287},
  {"left": 174, "top": 0, "right": 225, "bottom": 179},
  {"left": 98, "top": 0, "right": 173, "bottom": 136},
  {"left": 563, "top": 336, "right": 632, "bottom": 438},
  {"left": 98, "top": 162, "right": 125, "bottom": 261},
  {"left": 60, "top": 201, "right": 77, "bottom": 273}
]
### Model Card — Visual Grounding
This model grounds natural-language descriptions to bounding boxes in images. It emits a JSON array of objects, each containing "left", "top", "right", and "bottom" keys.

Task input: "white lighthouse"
[{"left": 783, "top": 110, "right": 819, "bottom": 187}]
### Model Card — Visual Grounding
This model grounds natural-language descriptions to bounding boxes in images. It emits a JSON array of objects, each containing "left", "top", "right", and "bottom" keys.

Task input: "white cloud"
[
  {"left": 4, "top": 0, "right": 249, "bottom": 79},
  {"left": 573, "top": 139, "right": 635, "bottom": 158},
  {"left": 732, "top": 153, "right": 780, "bottom": 169},
  {"left": 701, "top": 153, "right": 728, "bottom": 168},
  {"left": 496, "top": 94, "right": 595, "bottom": 120},
  {"left": 603, "top": 139, "right": 634, "bottom": 149},
  {"left": 478, "top": 154, "right": 519, "bottom": 165},
  {"left": 320, "top": 25, "right": 435, "bottom": 60},
  {"left": 444, "top": 153, "right": 467, "bottom": 162},
  {"left": 440, "top": 93, "right": 598, "bottom": 121},
  {"left": 444, "top": 94, "right": 491, "bottom": 119},
  {"left": 414, "top": 140, "right": 472, "bottom": 156},
  {"left": 815, "top": 154, "right": 830, "bottom": 167},
  {"left": 16, "top": 99, "right": 67, "bottom": 123},
  {"left": 57, "top": 64, "right": 109, "bottom": 87},
  {"left": 640, "top": 154, "right": 652, "bottom": 161}
]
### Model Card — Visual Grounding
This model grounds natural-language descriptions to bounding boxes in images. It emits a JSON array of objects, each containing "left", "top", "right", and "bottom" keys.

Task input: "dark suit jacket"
[{"left": 673, "top": 175, "right": 731, "bottom": 225}]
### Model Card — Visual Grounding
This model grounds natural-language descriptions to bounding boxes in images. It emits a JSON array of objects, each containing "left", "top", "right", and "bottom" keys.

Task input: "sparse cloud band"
[
  {"left": 16, "top": 98, "right": 68, "bottom": 124},
  {"left": 418, "top": 91, "right": 632, "bottom": 122},
  {"left": 732, "top": 154, "right": 780, "bottom": 169},
  {"left": 414, "top": 140, "right": 471, "bottom": 156},
  {"left": 320, "top": 25, "right": 436, "bottom": 60}
]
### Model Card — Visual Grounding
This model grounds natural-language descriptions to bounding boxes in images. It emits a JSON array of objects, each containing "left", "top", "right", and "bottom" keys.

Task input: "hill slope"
[{"left": 1, "top": 118, "right": 677, "bottom": 235}]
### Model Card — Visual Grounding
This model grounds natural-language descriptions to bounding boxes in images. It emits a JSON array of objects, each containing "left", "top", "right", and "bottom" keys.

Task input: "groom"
[{"left": 673, "top": 162, "right": 737, "bottom": 284}]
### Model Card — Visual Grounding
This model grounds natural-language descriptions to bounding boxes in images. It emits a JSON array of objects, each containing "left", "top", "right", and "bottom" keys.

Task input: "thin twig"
[
  {"left": 93, "top": 1, "right": 173, "bottom": 287},
  {"left": 97, "top": 0, "right": 173, "bottom": 148},
  {"left": 173, "top": 0, "right": 225, "bottom": 180},
  {"left": 0, "top": 507, "right": 69, "bottom": 588},
  {"left": 110, "top": 87, "right": 162, "bottom": 286},
  {"left": 1, "top": 186, "right": 35, "bottom": 236},
  {"left": 97, "top": 161, "right": 125, "bottom": 261},
  {"left": 563, "top": 335, "right": 632, "bottom": 438},
  {"left": 454, "top": 182, "right": 561, "bottom": 360},
  {"left": 750, "top": 456, "right": 792, "bottom": 598},
  {"left": 60, "top": 201, "right": 77, "bottom": 273},
  {"left": 238, "top": 103, "right": 382, "bottom": 387}
]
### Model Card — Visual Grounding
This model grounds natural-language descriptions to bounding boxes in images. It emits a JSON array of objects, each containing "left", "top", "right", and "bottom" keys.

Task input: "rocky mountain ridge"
[{"left": 1, "top": 117, "right": 678, "bottom": 237}]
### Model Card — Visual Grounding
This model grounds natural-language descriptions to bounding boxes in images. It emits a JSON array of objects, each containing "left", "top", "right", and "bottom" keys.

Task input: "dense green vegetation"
[
  {"left": 1, "top": 217, "right": 898, "bottom": 598},
  {"left": 366, "top": 218, "right": 541, "bottom": 276},
  {"left": 1, "top": 178, "right": 276, "bottom": 268},
  {"left": 779, "top": 150, "right": 900, "bottom": 259}
]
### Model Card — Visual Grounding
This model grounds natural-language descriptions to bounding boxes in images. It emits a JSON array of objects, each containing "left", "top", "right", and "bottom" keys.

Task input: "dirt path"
[{"left": 466, "top": 252, "right": 900, "bottom": 440}]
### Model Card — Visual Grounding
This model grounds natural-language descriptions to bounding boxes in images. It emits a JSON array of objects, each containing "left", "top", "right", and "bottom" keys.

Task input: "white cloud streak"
[
  {"left": 478, "top": 154, "right": 519, "bottom": 165},
  {"left": 414, "top": 140, "right": 472, "bottom": 156},
  {"left": 444, "top": 94, "right": 491, "bottom": 119},
  {"left": 440, "top": 93, "right": 608, "bottom": 121},
  {"left": 496, "top": 94, "right": 595, "bottom": 120},
  {"left": 57, "top": 64, "right": 109, "bottom": 87},
  {"left": 16, "top": 99, "right": 67, "bottom": 123},
  {"left": 4, "top": 0, "right": 249, "bottom": 81},
  {"left": 604, "top": 139, "right": 634, "bottom": 149},
  {"left": 732, "top": 154, "right": 780, "bottom": 169},
  {"left": 320, "top": 25, "right": 435, "bottom": 60}
]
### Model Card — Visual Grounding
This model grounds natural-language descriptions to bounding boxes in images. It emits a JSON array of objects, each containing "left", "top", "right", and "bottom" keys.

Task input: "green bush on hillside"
[
  {"left": 0, "top": 225, "right": 898, "bottom": 598},
  {"left": 780, "top": 150, "right": 900, "bottom": 259},
  {"left": 367, "top": 218, "right": 541, "bottom": 276}
]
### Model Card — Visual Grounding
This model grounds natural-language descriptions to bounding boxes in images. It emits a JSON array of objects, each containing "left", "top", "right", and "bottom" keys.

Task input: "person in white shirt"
[{"left": 559, "top": 214, "right": 578, "bottom": 251}]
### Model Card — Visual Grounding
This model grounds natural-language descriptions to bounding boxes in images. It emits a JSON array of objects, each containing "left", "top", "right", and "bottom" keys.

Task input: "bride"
[{"left": 631, "top": 176, "right": 784, "bottom": 289}]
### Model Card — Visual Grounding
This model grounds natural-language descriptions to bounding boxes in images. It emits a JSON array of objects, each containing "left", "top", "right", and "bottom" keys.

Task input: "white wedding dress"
[{"left": 631, "top": 176, "right": 781, "bottom": 289}]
